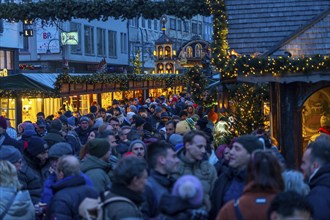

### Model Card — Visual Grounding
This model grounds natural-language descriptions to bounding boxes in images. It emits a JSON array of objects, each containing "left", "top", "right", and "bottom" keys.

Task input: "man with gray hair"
[{"left": 46, "top": 155, "right": 98, "bottom": 219}]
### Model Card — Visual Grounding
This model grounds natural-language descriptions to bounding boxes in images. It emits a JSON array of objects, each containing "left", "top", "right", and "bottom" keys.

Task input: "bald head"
[{"left": 57, "top": 155, "right": 80, "bottom": 178}]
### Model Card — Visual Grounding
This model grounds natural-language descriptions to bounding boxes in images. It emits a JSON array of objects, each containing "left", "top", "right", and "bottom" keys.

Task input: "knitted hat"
[
  {"left": 59, "top": 115, "right": 68, "bottom": 125},
  {"left": 235, "top": 134, "right": 263, "bottom": 154},
  {"left": 80, "top": 116, "right": 90, "bottom": 123},
  {"left": 154, "top": 106, "right": 162, "bottom": 114},
  {"left": 172, "top": 97, "right": 178, "bottom": 103},
  {"left": 127, "top": 112, "right": 136, "bottom": 120},
  {"left": 26, "top": 136, "right": 48, "bottom": 157},
  {"left": 114, "top": 107, "right": 121, "bottom": 112},
  {"left": 172, "top": 175, "right": 204, "bottom": 207},
  {"left": 64, "top": 110, "right": 73, "bottom": 117},
  {"left": 161, "top": 112, "right": 169, "bottom": 119},
  {"left": 88, "top": 138, "right": 110, "bottom": 158},
  {"left": 22, "top": 123, "right": 37, "bottom": 136},
  {"left": 0, "top": 145, "right": 22, "bottom": 163},
  {"left": 48, "top": 142, "right": 73, "bottom": 158},
  {"left": 176, "top": 120, "right": 192, "bottom": 135},
  {"left": 128, "top": 140, "right": 146, "bottom": 152},
  {"left": 50, "top": 119, "right": 62, "bottom": 131},
  {"left": 0, "top": 116, "right": 7, "bottom": 129},
  {"left": 169, "top": 134, "right": 183, "bottom": 146},
  {"left": 112, "top": 99, "right": 119, "bottom": 105}
]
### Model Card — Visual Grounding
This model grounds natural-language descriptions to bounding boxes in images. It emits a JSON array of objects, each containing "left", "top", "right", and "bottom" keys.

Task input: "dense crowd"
[{"left": 0, "top": 93, "right": 329, "bottom": 220}]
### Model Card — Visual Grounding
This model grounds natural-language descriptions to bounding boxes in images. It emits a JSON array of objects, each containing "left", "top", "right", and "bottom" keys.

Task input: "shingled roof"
[{"left": 226, "top": 0, "right": 330, "bottom": 56}]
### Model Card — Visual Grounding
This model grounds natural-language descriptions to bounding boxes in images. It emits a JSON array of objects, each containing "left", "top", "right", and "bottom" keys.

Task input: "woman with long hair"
[
  {"left": 0, "top": 160, "right": 35, "bottom": 219},
  {"left": 216, "top": 150, "right": 284, "bottom": 220}
]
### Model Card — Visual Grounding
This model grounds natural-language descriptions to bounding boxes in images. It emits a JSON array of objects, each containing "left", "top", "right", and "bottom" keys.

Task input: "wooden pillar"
[{"left": 16, "top": 97, "right": 22, "bottom": 125}]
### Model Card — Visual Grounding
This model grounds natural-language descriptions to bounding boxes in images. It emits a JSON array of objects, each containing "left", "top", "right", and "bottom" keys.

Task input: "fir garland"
[
  {"left": 0, "top": 0, "right": 210, "bottom": 21},
  {"left": 54, "top": 73, "right": 186, "bottom": 95}
]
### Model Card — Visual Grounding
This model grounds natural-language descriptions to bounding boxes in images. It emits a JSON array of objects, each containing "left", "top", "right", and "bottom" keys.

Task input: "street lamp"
[{"left": 46, "top": 38, "right": 68, "bottom": 72}]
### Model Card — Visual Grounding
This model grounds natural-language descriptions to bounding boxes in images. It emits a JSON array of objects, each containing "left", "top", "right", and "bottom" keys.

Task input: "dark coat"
[
  {"left": 104, "top": 184, "right": 144, "bottom": 220},
  {"left": 141, "top": 170, "right": 175, "bottom": 218},
  {"left": 18, "top": 160, "right": 43, "bottom": 204},
  {"left": 209, "top": 168, "right": 247, "bottom": 220},
  {"left": 1, "top": 133, "right": 21, "bottom": 151},
  {"left": 46, "top": 175, "right": 98, "bottom": 220},
  {"left": 74, "top": 126, "right": 90, "bottom": 145},
  {"left": 308, "top": 164, "right": 330, "bottom": 220}
]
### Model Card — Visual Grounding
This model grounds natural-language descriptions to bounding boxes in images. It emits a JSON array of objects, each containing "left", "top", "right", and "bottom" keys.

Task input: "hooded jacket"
[
  {"left": 80, "top": 154, "right": 112, "bottom": 194},
  {"left": 308, "top": 164, "right": 330, "bottom": 220},
  {"left": 0, "top": 187, "right": 35, "bottom": 220}
]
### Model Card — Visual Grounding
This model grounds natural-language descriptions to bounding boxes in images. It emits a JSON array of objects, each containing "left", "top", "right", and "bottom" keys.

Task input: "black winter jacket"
[
  {"left": 46, "top": 175, "right": 98, "bottom": 220},
  {"left": 308, "top": 164, "right": 330, "bottom": 220}
]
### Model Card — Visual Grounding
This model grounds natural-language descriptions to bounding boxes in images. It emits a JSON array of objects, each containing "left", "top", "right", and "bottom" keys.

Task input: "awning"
[{"left": 0, "top": 74, "right": 56, "bottom": 98}]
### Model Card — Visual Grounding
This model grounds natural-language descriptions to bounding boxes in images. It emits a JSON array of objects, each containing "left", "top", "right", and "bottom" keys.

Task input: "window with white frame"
[
  {"left": 70, "top": 22, "right": 82, "bottom": 54},
  {"left": 183, "top": 20, "right": 189, "bottom": 32},
  {"left": 198, "top": 22, "right": 202, "bottom": 35},
  {"left": 84, "top": 25, "right": 94, "bottom": 55},
  {"left": 97, "top": 28, "right": 106, "bottom": 56},
  {"left": 154, "top": 20, "right": 158, "bottom": 30},
  {"left": 177, "top": 20, "right": 182, "bottom": 31},
  {"left": 0, "top": 50, "right": 14, "bottom": 70},
  {"left": 195, "top": 44, "right": 202, "bottom": 57},
  {"left": 148, "top": 19, "right": 152, "bottom": 29},
  {"left": 141, "top": 18, "right": 146, "bottom": 28},
  {"left": 108, "top": 30, "right": 117, "bottom": 57},
  {"left": 170, "top": 18, "right": 176, "bottom": 30},
  {"left": 120, "top": 32, "right": 127, "bottom": 54},
  {"left": 192, "top": 22, "right": 198, "bottom": 34}
]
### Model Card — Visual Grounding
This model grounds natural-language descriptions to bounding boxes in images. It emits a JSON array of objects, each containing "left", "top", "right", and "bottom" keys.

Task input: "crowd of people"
[{"left": 0, "top": 92, "right": 329, "bottom": 220}]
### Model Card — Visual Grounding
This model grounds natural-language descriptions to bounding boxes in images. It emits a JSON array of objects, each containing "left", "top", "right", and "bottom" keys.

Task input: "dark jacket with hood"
[
  {"left": 141, "top": 170, "right": 175, "bottom": 218},
  {"left": 104, "top": 183, "right": 144, "bottom": 220},
  {"left": 46, "top": 175, "right": 98, "bottom": 220},
  {"left": 80, "top": 154, "right": 112, "bottom": 194},
  {"left": 308, "top": 164, "right": 330, "bottom": 220},
  {"left": 18, "top": 160, "right": 43, "bottom": 204}
]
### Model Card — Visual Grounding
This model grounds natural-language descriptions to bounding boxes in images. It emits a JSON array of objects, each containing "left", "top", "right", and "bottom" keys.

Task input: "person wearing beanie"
[
  {"left": 41, "top": 143, "right": 93, "bottom": 206},
  {"left": 172, "top": 130, "right": 217, "bottom": 213},
  {"left": 169, "top": 133, "right": 183, "bottom": 148},
  {"left": 133, "top": 115, "right": 146, "bottom": 133},
  {"left": 128, "top": 139, "right": 146, "bottom": 158},
  {"left": 0, "top": 145, "right": 22, "bottom": 166},
  {"left": 0, "top": 145, "right": 43, "bottom": 204},
  {"left": 209, "top": 135, "right": 264, "bottom": 220},
  {"left": 149, "top": 106, "right": 162, "bottom": 131},
  {"left": 43, "top": 119, "right": 65, "bottom": 148},
  {"left": 21, "top": 136, "right": 50, "bottom": 198},
  {"left": 128, "top": 105, "right": 138, "bottom": 114},
  {"left": 309, "top": 114, "right": 330, "bottom": 142},
  {"left": 74, "top": 116, "right": 91, "bottom": 145},
  {"left": 80, "top": 138, "right": 112, "bottom": 194},
  {"left": 159, "top": 175, "right": 208, "bottom": 219},
  {"left": 175, "top": 119, "right": 193, "bottom": 135}
]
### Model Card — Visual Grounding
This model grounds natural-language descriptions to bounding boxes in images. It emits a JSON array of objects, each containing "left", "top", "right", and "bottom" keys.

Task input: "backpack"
[{"left": 79, "top": 192, "right": 134, "bottom": 220}]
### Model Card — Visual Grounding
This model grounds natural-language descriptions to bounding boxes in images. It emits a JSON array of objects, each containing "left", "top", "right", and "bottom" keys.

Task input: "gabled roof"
[
  {"left": 155, "top": 33, "right": 173, "bottom": 44},
  {"left": 226, "top": 0, "right": 330, "bottom": 55}
]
